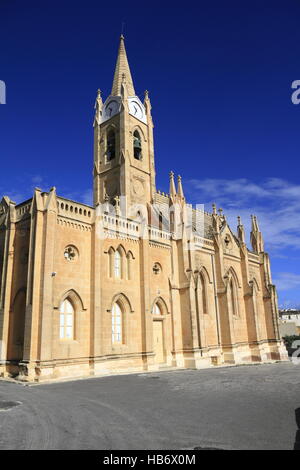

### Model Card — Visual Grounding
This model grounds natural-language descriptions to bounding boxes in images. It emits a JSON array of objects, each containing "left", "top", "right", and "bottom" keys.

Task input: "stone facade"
[{"left": 0, "top": 36, "right": 287, "bottom": 382}]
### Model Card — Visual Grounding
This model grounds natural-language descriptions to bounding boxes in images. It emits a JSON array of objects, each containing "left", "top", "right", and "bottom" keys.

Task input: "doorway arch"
[{"left": 151, "top": 300, "right": 167, "bottom": 365}]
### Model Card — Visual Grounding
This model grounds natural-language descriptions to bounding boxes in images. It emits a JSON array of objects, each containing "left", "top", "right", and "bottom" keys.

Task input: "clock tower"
[{"left": 93, "top": 35, "right": 156, "bottom": 216}]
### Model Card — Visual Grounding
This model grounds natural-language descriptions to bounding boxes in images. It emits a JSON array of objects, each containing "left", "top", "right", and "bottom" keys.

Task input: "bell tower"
[{"left": 93, "top": 35, "right": 156, "bottom": 215}]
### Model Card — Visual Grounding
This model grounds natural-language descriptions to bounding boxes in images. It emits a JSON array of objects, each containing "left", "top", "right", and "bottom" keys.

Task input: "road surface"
[{"left": 0, "top": 362, "right": 298, "bottom": 450}]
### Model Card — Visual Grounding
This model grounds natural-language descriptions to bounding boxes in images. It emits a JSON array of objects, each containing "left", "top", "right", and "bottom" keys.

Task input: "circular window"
[
  {"left": 224, "top": 235, "right": 232, "bottom": 250},
  {"left": 153, "top": 263, "right": 162, "bottom": 275},
  {"left": 64, "top": 245, "right": 78, "bottom": 262}
]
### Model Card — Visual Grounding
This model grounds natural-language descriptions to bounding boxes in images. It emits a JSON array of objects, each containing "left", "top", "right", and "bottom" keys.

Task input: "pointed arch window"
[
  {"left": 133, "top": 130, "right": 142, "bottom": 160},
  {"left": 126, "top": 251, "right": 133, "bottom": 280},
  {"left": 230, "top": 280, "right": 236, "bottom": 316},
  {"left": 108, "top": 247, "right": 115, "bottom": 278},
  {"left": 159, "top": 211, "right": 163, "bottom": 230},
  {"left": 60, "top": 299, "right": 74, "bottom": 339},
  {"left": 114, "top": 250, "right": 121, "bottom": 278},
  {"left": 112, "top": 302, "right": 123, "bottom": 343},
  {"left": 107, "top": 129, "right": 116, "bottom": 161},
  {"left": 152, "top": 303, "right": 162, "bottom": 315},
  {"left": 253, "top": 283, "right": 260, "bottom": 337},
  {"left": 253, "top": 284, "right": 258, "bottom": 314},
  {"left": 228, "top": 278, "right": 238, "bottom": 317},
  {"left": 200, "top": 274, "right": 208, "bottom": 314}
]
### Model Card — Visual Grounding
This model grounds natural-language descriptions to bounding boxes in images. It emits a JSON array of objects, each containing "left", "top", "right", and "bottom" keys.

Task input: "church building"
[{"left": 0, "top": 36, "right": 287, "bottom": 382}]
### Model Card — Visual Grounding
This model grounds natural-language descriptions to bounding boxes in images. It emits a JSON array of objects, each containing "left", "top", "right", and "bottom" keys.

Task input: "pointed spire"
[
  {"left": 111, "top": 35, "right": 135, "bottom": 97},
  {"left": 177, "top": 175, "right": 184, "bottom": 200},
  {"left": 250, "top": 214, "right": 264, "bottom": 253},
  {"left": 254, "top": 215, "right": 260, "bottom": 231},
  {"left": 251, "top": 214, "right": 259, "bottom": 232},
  {"left": 169, "top": 171, "right": 176, "bottom": 198},
  {"left": 144, "top": 89, "right": 152, "bottom": 114},
  {"left": 94, "top": 89, "right": 103, "bottom": 126},
  {"left": 212, "top": 203, "right": 220, "bottom": 234},
  {"left": 237, "top": 215, "right": 245, "bottom": 243},
  {"left": 96, "top": 88, "right": 102, "bottom": 102}
]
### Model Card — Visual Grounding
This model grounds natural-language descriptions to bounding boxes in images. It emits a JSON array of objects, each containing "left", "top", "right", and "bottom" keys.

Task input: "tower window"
[
  {"left": 107, "top": 129, "right": 116, "bottom": 161},
  {"left": 133, "top": 130, "right": 142, "bottom": 160},
  {"left": 159, "top": 211, "right": 163, "bottom": 229}
]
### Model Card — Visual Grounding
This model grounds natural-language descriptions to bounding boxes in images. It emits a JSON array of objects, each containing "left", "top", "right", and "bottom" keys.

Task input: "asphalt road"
[{"left": 0, "top": 362, "right": 298, "bottom": 450}]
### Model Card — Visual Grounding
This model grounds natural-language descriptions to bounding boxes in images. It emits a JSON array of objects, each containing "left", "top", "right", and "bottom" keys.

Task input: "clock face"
[
  {"left": 104, "top": 99, "right": 119, "bottom": 120},
  {"left": 132, "top": 179, "right": 145, "bottom": 197},
  {"left": 129, "top": 100, "right": 144, "bottom": 120}
]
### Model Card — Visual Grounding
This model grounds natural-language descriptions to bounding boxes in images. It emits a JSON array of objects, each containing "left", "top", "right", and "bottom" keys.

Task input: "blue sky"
[{"left": 0, "top": 0, "right": 299, "bottom": 307}]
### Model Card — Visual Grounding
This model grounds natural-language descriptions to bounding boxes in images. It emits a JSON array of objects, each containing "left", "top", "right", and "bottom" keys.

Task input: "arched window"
[
  {"left": 159, "top": 211, "right": 163, "bottom": 230},
  {"left": 152, "top": 303, "right": 162, "bottom": 315},
  {"left": 170, "top": 210, "right": 175, "bottom": 231},
  {"left": 126, "top": 251, "right": 133, "bottom": 280},
  {"left": 230, "top": 280, "right": 236, "bottom": 316},
  {"left": 108, "top": 247, "right": 115, "bottom": 278},
  {"left": 228, "top": 279, "right": 238, "bottom": 317},
  {"left": 253, "top": 284, "right": 258, "bottom": 314},
  {"left": 112, "top": 302, "right": 122, "bottom": 343},
  {"left": 60, "top": 299, "right": 74, "bottom": 339},
  {"left": 107, "top": 129, "right": 116, "bottom": 161},
  {"left": 200, "top": 274, "right": 207, "bottom": 314},
  {"left": 114, "top": 250, "right": 121, "bottom": 278},
  {"left": 133, "top": 130, "right": 142, "bottom": 160}
]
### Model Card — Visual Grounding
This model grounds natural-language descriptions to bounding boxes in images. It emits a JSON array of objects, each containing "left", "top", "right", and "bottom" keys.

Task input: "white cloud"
[
  {"left": 31, "top": 175, "right": 44, "bottom": 185},
  {"left": 273, "top": 272, "right": 300, "bottom": 291},
  {"left": 0, "top": 174, "right": 54, "bottom": 204},
  {"left": 1, "top": 176, "right": 93, "bottom": 208},
  {"left": 61, "top": 188, "right": 93, "bottom": 207},
  {"left": 189, "top": 177, "right": 300, "bottom": 204},
  {"left": 187, "top": 177, "right": 300, "bottom": 307},
  {"left": 81, "top": 189, "right": 93, "bottom": 206},
  {"left": 186, "top": 177, "right": 300, "bottom": 252}
]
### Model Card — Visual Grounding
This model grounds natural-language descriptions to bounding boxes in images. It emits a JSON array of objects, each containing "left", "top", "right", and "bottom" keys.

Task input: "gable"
[{"left": 221, "top": 224, "right": 241, "bottom": 257}]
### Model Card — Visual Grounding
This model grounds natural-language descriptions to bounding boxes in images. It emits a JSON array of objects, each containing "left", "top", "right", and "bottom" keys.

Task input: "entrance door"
[{"left": 153, "top": 320, "right": 164, "bottom": 364}]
